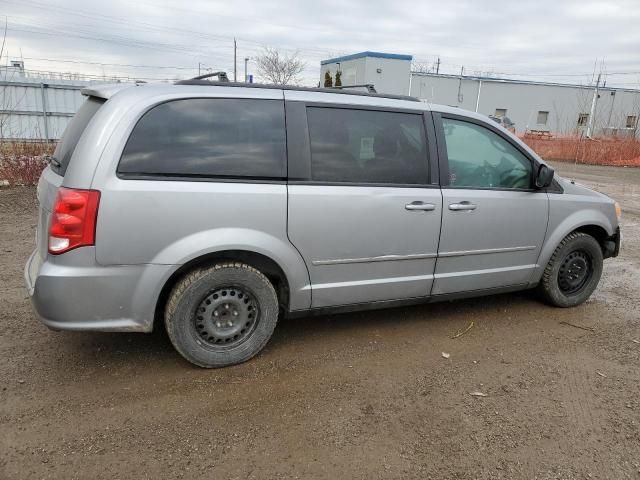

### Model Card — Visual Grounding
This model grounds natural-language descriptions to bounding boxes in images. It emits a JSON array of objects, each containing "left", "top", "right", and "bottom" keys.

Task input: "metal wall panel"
[
  {"left": 0, "top": 77, "right": 87, "bottom": 140},
  {"left": 410, "top": 73, "right": 640, "bottom": 137}
]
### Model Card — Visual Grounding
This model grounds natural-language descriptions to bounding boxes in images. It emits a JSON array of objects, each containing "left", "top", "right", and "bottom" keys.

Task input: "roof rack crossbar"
[
  {"left": 331, "top": 84, "right": 377, "bottom": 93},
  {"left": 190, "top": 71, "right": 230, "bottom": 82}
]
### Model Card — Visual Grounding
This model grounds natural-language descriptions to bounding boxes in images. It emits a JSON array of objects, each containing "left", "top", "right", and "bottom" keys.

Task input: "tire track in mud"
[{"left": 559, "top": 338, "right": 609, "bottom": 479}]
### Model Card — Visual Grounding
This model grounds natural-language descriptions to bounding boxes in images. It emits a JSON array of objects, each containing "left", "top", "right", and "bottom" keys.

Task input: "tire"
[
  {"left": 165, "top": 262, "right": 279, "bottom": 368},
  {"left": 538, "top": 232, "right": 603, "bottom": 308}
]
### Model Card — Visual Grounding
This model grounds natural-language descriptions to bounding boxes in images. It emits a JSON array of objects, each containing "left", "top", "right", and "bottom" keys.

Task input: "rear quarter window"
[
  {"left": 51, "top": 97, "right": 105, "bottom": 176},
  {"left": 118, "top": 98, "right": 286, "bottom": 179}
]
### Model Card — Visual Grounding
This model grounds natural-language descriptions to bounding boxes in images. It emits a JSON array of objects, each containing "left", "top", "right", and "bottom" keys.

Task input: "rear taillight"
[{"left": 48, "top": 187, "right": 100, "bottom": 255}]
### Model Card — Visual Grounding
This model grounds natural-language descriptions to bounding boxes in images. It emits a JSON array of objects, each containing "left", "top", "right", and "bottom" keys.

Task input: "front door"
[
  {"left": 287, "top": 104, "right": 442, "bottom": 308},
  {"left": 432, "top": 114, "right": 549, "bottom": 295}
]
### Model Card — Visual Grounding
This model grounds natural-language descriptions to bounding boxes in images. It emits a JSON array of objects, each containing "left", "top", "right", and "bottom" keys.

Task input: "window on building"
[
  {"left": 118, "top": 99, "right": 287, "bottom": 178},
  {"left": 307, "top": 107, "right": 429, "bottom": 185},
  {"left": 577, "top": 113, "right": 590, "bottom": 127},
  {"left": 537, "top": 111, "right": 549, "bottom": 125},
  {"left": 494, "top": 108, "right": 507, "bottom": 118},
  {"left": 626, "top": 115, "right": 638, "bottom": 129},
  {"left": 442, "top": 118, "right": 532, "bottom": 189}
]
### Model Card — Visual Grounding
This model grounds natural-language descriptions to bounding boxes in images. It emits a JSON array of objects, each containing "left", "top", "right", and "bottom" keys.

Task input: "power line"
[
  {"left": 6, "top": 23, "right": 235, "bottom": 63},
  {"left": 3, "top": 0, "right": 639, "bottom": 85},
  {"left": 1, "top": 0, "right": 340, "bottom": 59},
  {"left": 14, "top": 68, "right": 180, "bottom": 81},
  {"left": 20, "top": 56, "right": 201, "bottom": 70}
]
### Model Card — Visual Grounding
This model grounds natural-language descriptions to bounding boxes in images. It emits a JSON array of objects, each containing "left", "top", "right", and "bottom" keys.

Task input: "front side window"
[
  {"left": 442, "top": 118, "right": 532, "bottom": 189},
  {"left": 307, "top": 107, "right": 428, "bottom": 185},
  {"left": 118, "top": 98, "right": 286, "bottom": 178}
]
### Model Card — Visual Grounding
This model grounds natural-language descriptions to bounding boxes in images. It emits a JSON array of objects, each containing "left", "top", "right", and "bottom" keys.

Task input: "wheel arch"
[
  {"left": 155, "top": 250, "right": 295, "bottom": 329},
  {"left": 573, "top": 224, "right": 610, "bottom": 251},
  {"left": 533, "top": 210, "right": 615, "bottom": 285}
]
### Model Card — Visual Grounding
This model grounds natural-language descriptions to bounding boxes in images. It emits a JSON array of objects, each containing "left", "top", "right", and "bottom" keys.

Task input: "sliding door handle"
[
  {"left": 449, "top": 201, "right": 477, "bottom": 211},
  {"left": 405, "top": 202, "right": 436, "bottom": 211}
]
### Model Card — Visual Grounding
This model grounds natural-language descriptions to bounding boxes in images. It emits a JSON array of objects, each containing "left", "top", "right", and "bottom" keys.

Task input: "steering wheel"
[
  {"left": 470, "top": 160, "right": 496, "bottom": 187},
  {"left": 499, "top": 166, "right": 529, "bottom": 188}
]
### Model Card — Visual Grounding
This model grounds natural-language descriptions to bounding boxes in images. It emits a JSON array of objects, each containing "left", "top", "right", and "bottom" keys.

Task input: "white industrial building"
[
  {"left": 321, "top": 52, "right": 640, "bottom": 138},
  {"left": 2, "top": 53, "right": 639, "bottom": 141},
  {"left": 320, "top": 52, "right": 413, "bottom": 96}
]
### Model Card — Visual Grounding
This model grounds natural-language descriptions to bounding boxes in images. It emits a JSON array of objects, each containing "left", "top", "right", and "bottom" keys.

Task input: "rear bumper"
[{"left": 24, "top": 248, "right": 172, "bottom": 332}]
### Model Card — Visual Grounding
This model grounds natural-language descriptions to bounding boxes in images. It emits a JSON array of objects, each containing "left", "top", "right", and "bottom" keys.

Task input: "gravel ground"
[{"left": 1, "top": 162, "right": 639, "bottom": 479}]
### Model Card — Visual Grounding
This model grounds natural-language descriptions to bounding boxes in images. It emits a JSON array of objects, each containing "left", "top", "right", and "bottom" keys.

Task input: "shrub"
[{"left": 0, "top": 142, "right": 54, "bottom": 186}]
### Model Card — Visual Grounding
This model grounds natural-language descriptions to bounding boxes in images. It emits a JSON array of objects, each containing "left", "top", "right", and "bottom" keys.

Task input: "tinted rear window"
[
  {"left": 118, "top": 98, "right": 286, "bottom": 179},
  {"left": 52, "top": 97, "right": 105, "bottom": 176}
]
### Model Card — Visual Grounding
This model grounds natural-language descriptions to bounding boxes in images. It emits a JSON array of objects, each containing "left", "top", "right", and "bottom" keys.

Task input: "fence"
[{"left": 0, "top": 75, "right": 89, "bottom": 141}]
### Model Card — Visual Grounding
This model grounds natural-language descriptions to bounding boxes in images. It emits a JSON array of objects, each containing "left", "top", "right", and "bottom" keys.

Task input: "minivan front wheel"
[
  {"left": 165, "top": 262, "right": 279, "bottom": 368},
  {"left": 538, "top": 232, "right": 603, "bottom": 308}
]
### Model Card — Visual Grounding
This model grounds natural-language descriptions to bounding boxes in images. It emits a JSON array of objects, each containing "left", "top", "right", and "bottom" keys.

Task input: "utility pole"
[
  {"left": 475, "top": 79, "right": 482, "bottom": 113},
  {"left": 586, "top": 72, "right": 601, "bottom": 138},
  {"left": 436, "top": 57, "right": 440, "bottom": 74},
  {"left": 244, "top": 57, "right": 249, "bottom": 82},
  {"left": 198, "top": 62, "right": 201, "bottom": 76},
  {"left": 233, "top": 38, "right": 237, "bottom": 82},
  {"left": 457, "top": 66, "right": 465, "bottom": 103}
]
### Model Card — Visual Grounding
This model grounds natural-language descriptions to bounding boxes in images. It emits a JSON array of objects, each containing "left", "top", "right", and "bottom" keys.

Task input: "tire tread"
[
  {"left": 165, "top": 262, "right": 277, "bottom": 367},
  {"left": 538, "top": 232, "right": 602, "bottom": 307}
]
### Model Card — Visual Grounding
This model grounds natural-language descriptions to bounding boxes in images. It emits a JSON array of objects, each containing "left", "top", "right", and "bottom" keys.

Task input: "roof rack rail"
[
  {"left": 172, "top": 79, "right": 420, "bottom": 102},
  {"left": 190, "top": 71, "right": 230, "bottom": 82},
  {"left": 332, "top": 84, "right": 377, "bottom": 94}
]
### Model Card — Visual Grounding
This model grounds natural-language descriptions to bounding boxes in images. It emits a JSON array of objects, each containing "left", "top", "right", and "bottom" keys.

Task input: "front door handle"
[
  {"left": 449, "top": 201, "right": 477, "bottom": 211},
  {"left": 405, "top": 201, "right": 436, "bottom": 211}
]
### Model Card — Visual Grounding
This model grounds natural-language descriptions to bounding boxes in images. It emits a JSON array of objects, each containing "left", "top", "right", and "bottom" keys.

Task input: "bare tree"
[
  {"left": 255, "top": 47, "right": 306, "bottom": 85},
  {"left": 0, "top": 19, "right": 31, "bottom": 141},
  {"left": 0, "top": 17, "right": 6, "bottom": 62},
  {"left": 1, "top": 17, "right": 10, "bottom": 139}
]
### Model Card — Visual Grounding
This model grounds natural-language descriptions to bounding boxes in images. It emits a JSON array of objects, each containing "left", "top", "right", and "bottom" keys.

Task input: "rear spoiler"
[{"left": 80, "top": 82, "right": 139, "bottom": 100}]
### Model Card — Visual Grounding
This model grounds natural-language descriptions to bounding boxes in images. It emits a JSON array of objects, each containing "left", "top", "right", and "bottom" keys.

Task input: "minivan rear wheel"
[
  {"left": 165, "top": 262, "right": 279, "bottom": 368},
  {"left": 538, "top": 232, "right": 603, "bottom": 308}
]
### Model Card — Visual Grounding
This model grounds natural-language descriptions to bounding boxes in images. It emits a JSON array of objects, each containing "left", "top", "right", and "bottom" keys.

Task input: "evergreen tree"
[
  {"left": 335, "top": 70, "right": 342, "bottom": 87},
  {"left": 324, "top": 71, "right": 333, "bottom": 87}
]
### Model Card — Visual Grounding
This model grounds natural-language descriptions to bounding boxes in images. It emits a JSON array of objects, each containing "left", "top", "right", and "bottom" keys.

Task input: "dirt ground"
[{"left": 1, "top": 162, "right": 639, "bottom": 480}]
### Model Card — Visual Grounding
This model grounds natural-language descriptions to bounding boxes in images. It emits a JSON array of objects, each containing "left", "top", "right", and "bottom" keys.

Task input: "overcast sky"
[{"left": 1, "top": 0, "right": 640, "bottom": 88}]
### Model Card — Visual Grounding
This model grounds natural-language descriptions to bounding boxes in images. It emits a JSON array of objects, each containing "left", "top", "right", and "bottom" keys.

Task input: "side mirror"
[{"left": 535, "top": 164, "right": 554, "bottom": 189}]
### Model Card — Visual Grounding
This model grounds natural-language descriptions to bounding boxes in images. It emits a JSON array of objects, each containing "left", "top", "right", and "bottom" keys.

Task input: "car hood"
[{"left": 555, "top": 175, "right": 614, "bottom": 203}]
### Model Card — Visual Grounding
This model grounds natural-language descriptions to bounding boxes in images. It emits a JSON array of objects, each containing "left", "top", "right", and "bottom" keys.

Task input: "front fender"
[
  {"left": 532, "top": 207, "right": 616, "bottom": 285},
  {"left": 150, "top": 227, "right": 311, "bottom": 311}
]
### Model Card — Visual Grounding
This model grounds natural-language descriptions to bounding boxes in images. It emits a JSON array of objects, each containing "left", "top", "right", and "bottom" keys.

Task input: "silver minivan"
[{"left": 25, "top": 80, "right": 621, "bottom": 368}]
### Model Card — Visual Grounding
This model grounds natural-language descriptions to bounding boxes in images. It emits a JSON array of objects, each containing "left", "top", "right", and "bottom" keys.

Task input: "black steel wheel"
[
  {"left": 193, "top": 287, "right": 259, "bottom": 348},
  {"left": 538, "top": 232, "right": 603, "bottom": 308},
  {"left": 557, "top": 250, "right": 593, "bottom": 295},
  {"left": 165, "top": 262, "right": 279, "bottom": 368}
]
